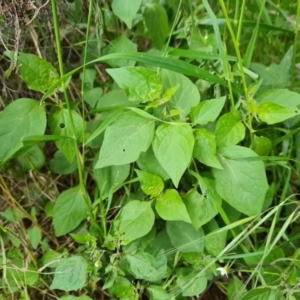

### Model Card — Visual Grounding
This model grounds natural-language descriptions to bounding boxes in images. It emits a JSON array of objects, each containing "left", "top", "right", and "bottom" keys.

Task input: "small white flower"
[{"left": 217, "top": 267, "right": 228, "bottom": 277}]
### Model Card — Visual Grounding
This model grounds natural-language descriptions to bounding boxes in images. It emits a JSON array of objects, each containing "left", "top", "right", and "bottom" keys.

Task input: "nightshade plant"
[{"left": 1, "top": 0, "right": 300, "bottom": 299}]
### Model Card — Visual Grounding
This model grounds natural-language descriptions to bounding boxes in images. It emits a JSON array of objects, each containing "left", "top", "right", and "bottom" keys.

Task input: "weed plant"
[{"left": 1, "top": 0, "right": 300, "bottom": 299}]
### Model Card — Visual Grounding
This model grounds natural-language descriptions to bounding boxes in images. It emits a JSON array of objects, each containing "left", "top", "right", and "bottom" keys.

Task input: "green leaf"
[
  {"left": 50, "top": 256, "right": 87, "bottom": 292},
  {"left": 113, "top": 200, "right": 155, "bottom": 242},
  {"left": 191, "top": 96, "right": 226, "bottom": 125},
  {"left": 0, "top": 98, "right": 46, "bottom": 162},
  {"left": 109, "top": 276, "right": 138, "bottom": 300},
  {"left": 227, "top": 276, "right": 247, "bottom": 300},
  {"left": 147, "top": 286, "right": 173, "bottom": 300},
  {"left": 240, "top": 287, "right": 280, "bottom": 300},
  {"left": 125, "top": 251, "right": 158, "bottom": 281},
  {"left": 152, "top": 124, "right": 194, "bottom": 187},
  {"left": 213, "top": 145, "right": 269, "bottom": 216},
  {"left": 156, "top": 189, "right": 191, "bottom": 223},
  {"left": 53, "top": 186, "right": 90, "bottom": 237},
  {"left": 256, "top": 88, "right": 300, "bottom": 109},
  {"left": 257, "top": 102, "right": 299, "bottom": 124},
  {"left": 176, "top": 268, "right": 207, "bottom": 297},
  {"left": 103, "top": 35, "right": 137, "bottom": 67},
  {"left": 183, "top": 189, "right": 218, "bottom": 230},
  {"left": 49, "top": 108, "right": 84, "bottom": 163},
  {"left": 135, "top": 170, "right": 164, "bottom": 197},
  {"left": 107, "top": 67, "right": 162, "bottom": 103},
  {"left": 111, "top": 0, "right": 142, "bottom": 29},
  {"left": 60, "top": 296, "right": 92, "bottom": 300},
  {"left": 17, "top": 145, "right": 45, "bottom": 171},
  {"left": 28, "top": 226, "right": 42, "bottom": 250},
  {"left": 144, "top": 4, "right": 169, "bottom": 49},
  {"left": 50, "top": 150, "right": 78, "bottom": 175},
  {"left": 215, "top": 111, "right": 245, "bottom": 147},
  {"left": 94, "top": 164, "right": 130, "bottom": 196},
  {"left": 5, "top": 52, "right": 59, "bottom": 91},
  {"left": 204, "top": 219, "right": 227, "bottom": 256},
  {"left": 160, "top": 70, "right": 200, "bottom": 118},
  {"left": 167, "top": 221, "right": 204, "bottom": 253},
  {"left": 95, "top": 112, "right": 155, "bottom": 168},
  {"left": 252, "top": 135, "right": 272, "bottom": 156},
  {"left": 6, "top": 260, "right": 38, "bottom": 292},
  {"left": 193, "top": 129, "right": 222, "bottom": 169},
  {"left": 137, "top": 147, "right": 170, "bottom": 181}
]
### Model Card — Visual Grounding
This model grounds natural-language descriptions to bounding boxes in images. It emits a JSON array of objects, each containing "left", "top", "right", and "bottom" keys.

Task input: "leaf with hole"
[
  {"left": 95, "top": 111, "right": 155, "bottom": 168},
  {"left": 49, "top": 108, "right": 84, "bottom": 163}
]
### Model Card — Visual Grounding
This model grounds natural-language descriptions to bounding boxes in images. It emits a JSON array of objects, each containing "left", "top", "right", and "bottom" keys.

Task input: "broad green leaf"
[
  {"left": 152, "top": 124, "right": 194, "bottom": 187},
  {"left": 50, "top": 256, "right": 87, "bottom": 291},
  {"left": 49, "top": 108, "right": 84, "bottom": 163},
  {"left": 83, "top": 87, "right": 103, "bottom": 108},
  {"left": 111, "top": 0, "right": 142, "bottom": 29},
  {"left": 96, "top": 89, "right": 132, "bottom": 109},
  {"left": 125, "top": 251, "right": 159, "bottom": 281},
  {"left": 257, "top": 102, "right": 299, "bottom": 124},
  {"left": 5, "top": 52, "right": 59, "bottom": 91},
  {"left": 213, "top": 145, "right": 269, "bottom": 216},
  {"left": 160, "top": 70, "right": 200, "bottom": 118},
  {"left": 6, "top": 260, "right": 38, "bottom": 292},
  {"left": 191, "top": 96, "right": 226, "bottom": 125},
  {"left": 17, "top": 145, "right": 45, "bottom": 171},
  {"left": 94, "top": 164, "right": 130, "bottom": 196},
  {"left": 240, "top": 287, "right": 281, "bottom": 300},
  {"left": 49, "top": 150, "right": 78, "bottom": 175},
  {"left": 107, "top": 67, "right": 162, "bottom": 103},
  {"left": 227, "top": 276, "right": 247, "bottom": 300},
  {"left": 183, "top": 189, "right": 218, "bottom": 230},
  {"left": 95, "top": 112, "right": 155, "bottom": 168},
  {"left": 176, "top": 268, "right": 207, "bottom": 297},
  {"left": 215, "top": 111, "right": 245, "bottom": 147},
  {"left": 137, "top": 147, "right": 170, "bottom": 181},
  {"left": 144, "top": 4, "right": 169, "bottom": 49},
  {"left": 147, "top": 286, "right": 173, "bottom": 300},
  {"left": 0, "top": 98, "right": 46, "bottom": 162},
  {"left": 250, "top": 47, "right": 293, "bottom": 90},
  {"left": 53, "top": 186, "right": 90, "bottom": 237},
  {"left": 109, "top": 276, "right": 138, "bottom": 299},
  {"left": 252, "top": 135, "right": 272, "bottom": 156},
  {"left": 113, "top": 200, "right": 155, "bottom": 242},
  {"left": 256, "top": 88, "right": 300, "bottom": 109},
  {"left": 167, "top": 221, "right": 204, "bottom": 253},
  {"left": 193, "top": 129, "right": 222, "bottom": 169},
  {"left": 60, "top": 296, "right": 92, "bottom": 300},
  {"left": 204, "top": 219, "right": 227, "bottom": 256},
  {"left": 70, "top": 233, "right": 97, "bottom": 247},
  {"left": 28, "top": 226, "right": 42, "bottom": 250},
  {"left": 156, "top": 189, "right": 191, "bottom": 223},
  {"left": 135, "top": 170, "right": 164, "bottom": 197},
  {"left": 103, "top": 35, "right": 137, "bottom": 67}
]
